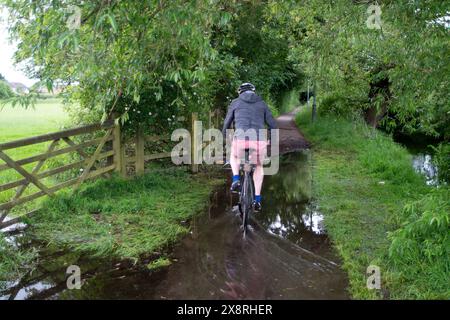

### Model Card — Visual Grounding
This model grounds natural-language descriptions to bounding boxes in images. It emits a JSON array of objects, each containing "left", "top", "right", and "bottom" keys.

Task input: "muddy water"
[{"left": 1, "top": 151, "right": 348, "bottom": 300}]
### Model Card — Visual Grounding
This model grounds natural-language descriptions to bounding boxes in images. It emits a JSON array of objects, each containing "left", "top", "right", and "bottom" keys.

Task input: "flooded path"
[{"left": 1, "top": 111, "right": 349, "bottom": 300}]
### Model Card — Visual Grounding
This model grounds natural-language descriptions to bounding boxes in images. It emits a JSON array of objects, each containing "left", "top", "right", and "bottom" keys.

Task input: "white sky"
[{"left": 0, "top": 8, "right": 37, "bottom": 87}]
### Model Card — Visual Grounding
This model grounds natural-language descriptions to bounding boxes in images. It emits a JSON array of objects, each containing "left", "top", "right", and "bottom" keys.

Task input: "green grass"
[
  {"left": 0, "top": 98, "right": 68, "bottom": 142},
  {"left": 0, "top": 98, "right": 70, "bottom": 212},
  {"left": 147, "top": 257, "right": 172, "bottom": 270},
  {"left": 24, "top": 168, "right": 223, "bottom": 262},
  {"left": 296, "top": 108, "right": 449, "bottom": 299},
  {"left": 0, "top": 236, "right": 38, "bottom": 290}
]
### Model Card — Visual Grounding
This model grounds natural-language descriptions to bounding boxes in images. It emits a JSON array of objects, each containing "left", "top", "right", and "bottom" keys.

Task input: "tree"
[
  {"left": 1, "top": 0, "right": 302, "bottom": 134},
  {"left": 1, "top": 0, "right": 239, "bottom": 131},
  {"left": 0, "top": 80, "right": 14, "bottom": 99},
  {"left": 265, "top": 0, "right": 450, "bottom": 140}
]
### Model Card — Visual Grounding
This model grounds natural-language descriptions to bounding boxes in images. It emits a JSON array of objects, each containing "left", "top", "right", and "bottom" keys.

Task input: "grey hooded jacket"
[{"left": 222, "top": 91, "right": 278, "bottom": 141}]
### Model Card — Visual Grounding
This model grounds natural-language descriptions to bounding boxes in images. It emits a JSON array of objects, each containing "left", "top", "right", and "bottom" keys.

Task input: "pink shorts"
[{"left": 231, "top": 139, "right": 268, "bottom": 165}]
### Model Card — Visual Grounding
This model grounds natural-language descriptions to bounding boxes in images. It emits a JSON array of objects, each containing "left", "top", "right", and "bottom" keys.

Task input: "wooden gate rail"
[
  {"left": 0, "top": 120, "right": 114, "bottom": 151},
  {"left": 0, "top": 111, "right": 220, "bottom": 230},
  {"left": 124, "top": 111, "right": 219, "bottom": 175},
  {"left": 0, "top": 119, "right": 118, "bottom": 230}
]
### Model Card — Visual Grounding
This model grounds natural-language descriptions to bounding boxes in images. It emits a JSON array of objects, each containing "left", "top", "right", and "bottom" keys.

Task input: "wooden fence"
[
  {"left": 0, "top": 111, "right": 219, "bottom": 230},
  {"left": 0, "top": 119, "right": 119, "bottom": 230}
]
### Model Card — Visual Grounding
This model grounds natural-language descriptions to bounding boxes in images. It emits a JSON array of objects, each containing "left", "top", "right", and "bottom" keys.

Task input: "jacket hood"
[{"left": 238, "top": 91, "right": 262, "bottom": 103}]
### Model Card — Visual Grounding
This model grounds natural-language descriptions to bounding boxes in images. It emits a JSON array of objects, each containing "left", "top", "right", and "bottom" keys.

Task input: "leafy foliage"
[
  {"left": 1, "top": 0, "right": 301, "bottom": 133},
  {"left": 266, "top": 0, "right": 450, "bottom": 139},
  {"left": 388, "top": 188, "right": 450, "bottom": 299},
  {"left": 0, "top": 80, "right": 14, "bottom": 99},
  {"left": 431, "top": 142, "right": 450, "bottom": 184}
]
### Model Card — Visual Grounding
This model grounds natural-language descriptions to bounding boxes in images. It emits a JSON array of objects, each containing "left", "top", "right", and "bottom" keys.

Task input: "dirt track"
[{"left": 277, "top": 109, "right": 310, "bottom": 154}]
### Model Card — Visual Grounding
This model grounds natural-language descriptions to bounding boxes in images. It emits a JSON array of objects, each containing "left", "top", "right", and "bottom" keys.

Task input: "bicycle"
[{"left": 238, "top": 148, "right": 256, "bottom": 238}]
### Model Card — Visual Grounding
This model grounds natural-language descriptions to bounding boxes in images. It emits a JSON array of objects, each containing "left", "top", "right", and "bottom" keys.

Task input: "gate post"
[
  {"left": 112, "top": 115, "right": 125, "bottom": 177},
  {"left": 135, "top": 125, "right": 145, "bottom": 175}
]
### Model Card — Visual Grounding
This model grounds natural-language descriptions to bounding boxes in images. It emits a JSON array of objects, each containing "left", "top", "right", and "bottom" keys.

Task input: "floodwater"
[{"left": 1, "top": 151, "right": 349, "bottom": 300}]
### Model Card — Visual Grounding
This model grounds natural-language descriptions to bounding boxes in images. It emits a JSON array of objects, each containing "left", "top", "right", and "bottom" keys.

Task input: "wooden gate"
[
  {"left": 0, "top": 111, "right": 221, "bottom": 231},
  {"left": 0, "top": 119, "right": 120, "bottom": 230}
]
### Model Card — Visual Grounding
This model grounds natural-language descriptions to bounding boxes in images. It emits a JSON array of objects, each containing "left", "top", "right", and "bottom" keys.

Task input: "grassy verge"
[
  {"left": 296, "top": 109, "right": 449, "bottom": 299},
  {"left": 23, "top": 167, "right": 223, "bottom": 262}
]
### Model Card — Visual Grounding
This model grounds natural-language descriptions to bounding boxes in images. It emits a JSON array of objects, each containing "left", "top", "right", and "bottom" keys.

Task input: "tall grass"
[
  {"left": 25, "top": 168, "right": 223, "bottom": 261},
  {"left": 296, "top": 108, "right": 449, "bottom": 299},
  {"left": 0, "top": 236, "right": 37, "bottom": 290},
  {"left": 388, "top": 187, "right": 450, "bottom": 299}
]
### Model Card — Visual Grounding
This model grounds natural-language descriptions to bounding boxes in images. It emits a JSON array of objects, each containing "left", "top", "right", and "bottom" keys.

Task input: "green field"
[
  {"left": 0, "top": 98, "right": 69, "bottom": 163},
  {"left": 0, "top": 98, "right": 68, "bottom": 143},
  {"left": 1, "top": 98, "right": 70, "bottom": 288},
  {"left": 0, "top": 98, "right": 69, "bottom": 214}
]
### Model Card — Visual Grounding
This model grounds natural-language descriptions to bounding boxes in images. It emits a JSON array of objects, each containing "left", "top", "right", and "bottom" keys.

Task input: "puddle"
[{"left": 1, "top": 151, "right": 349, "bottom": 300}]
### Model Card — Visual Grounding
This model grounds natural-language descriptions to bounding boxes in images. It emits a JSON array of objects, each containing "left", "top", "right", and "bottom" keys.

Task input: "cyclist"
[{"left": 222, "top": 82, "right": 278, "bottom": 211}]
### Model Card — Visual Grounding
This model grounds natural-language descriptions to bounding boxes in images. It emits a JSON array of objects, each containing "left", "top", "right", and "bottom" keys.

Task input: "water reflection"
[
  {"left": 301, "top": 209, "right": 325, "bottom": 235},
  {"left": 412, "top": 153, "right": 438, "bottom": 185},
  {"left": 258, "top": 151, "right": 330, "bottom": 256}
]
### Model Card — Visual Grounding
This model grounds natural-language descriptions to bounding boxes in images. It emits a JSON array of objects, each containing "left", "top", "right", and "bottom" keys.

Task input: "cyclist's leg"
[
  {"left": 253, "top": 164, "right": 264, "bottom": 196},
  {"left": 251, "top": 140, "right": 267, "bottom": 206},
  {"left": 230, "top": 139, "right": 241, "bottom": 176},
  {"left": 230, "top": 139, "right": 246, "bottom": 192}
]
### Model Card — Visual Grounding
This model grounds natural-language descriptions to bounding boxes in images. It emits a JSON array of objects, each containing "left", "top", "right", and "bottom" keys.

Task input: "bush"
[
  {"left": 388, "top": 187, "right": 450, "bottom": 299},
  {"left": 0, "top": 81, "right": 14, "bottom": 99},
  {"left": 431, "top": 142, "right": 450, "bottom": 184}
]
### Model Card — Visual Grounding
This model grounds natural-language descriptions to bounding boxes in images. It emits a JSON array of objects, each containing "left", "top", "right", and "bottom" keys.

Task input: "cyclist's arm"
[
  {"left": 264, "top": 103, "right": 278, "bottom": 141},
  {"left": 222, "top": 103, "right": 236, "bottom": 137}
]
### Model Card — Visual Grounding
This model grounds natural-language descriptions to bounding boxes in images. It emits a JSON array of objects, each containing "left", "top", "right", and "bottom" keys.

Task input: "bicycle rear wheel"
[{"left": 240, "top": 171, "right": 253, "bottom": 238}]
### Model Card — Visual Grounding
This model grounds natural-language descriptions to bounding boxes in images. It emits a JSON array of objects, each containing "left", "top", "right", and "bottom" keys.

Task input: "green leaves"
[
  {"left": 267, "top": 0, "right": 450, "bottom": 138},
  {"left": 96, "top": 12, "right": 118, "bottom": 33}
]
